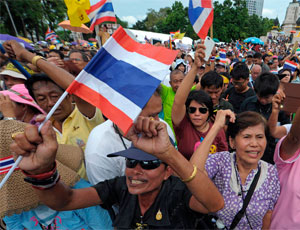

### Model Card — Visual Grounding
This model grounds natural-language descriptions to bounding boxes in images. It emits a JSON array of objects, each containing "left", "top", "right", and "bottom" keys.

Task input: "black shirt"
[
  {"left": 222, "top": 86, "right": 255, "bottom": 113},
  {"left": 93, "top": 176, "right": 200, "bottom": 229}
]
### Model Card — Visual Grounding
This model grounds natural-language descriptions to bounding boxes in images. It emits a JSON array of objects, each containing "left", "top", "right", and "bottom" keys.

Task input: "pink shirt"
[{"left": 270, "top": 137, "right": 300, "bottom": 229}]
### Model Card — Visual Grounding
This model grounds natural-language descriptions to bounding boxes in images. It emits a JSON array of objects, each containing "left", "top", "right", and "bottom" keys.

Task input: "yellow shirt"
[{"left": 54, "top": 106, "right": 104, "bottom": 178}]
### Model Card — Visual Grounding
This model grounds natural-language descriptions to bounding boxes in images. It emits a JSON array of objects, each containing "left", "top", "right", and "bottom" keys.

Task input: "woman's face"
[
  {"left": 187, "top": 100, "right": 209, "bottom": 128},
  {"left": 280, "top": 70, "right": 291, "bottom": 83},
  {"left": 177, "top": 64, "right": 185, "bottom": 73},
  {"left": 230, "top": 124, "right": 267, "bottom": 168}
]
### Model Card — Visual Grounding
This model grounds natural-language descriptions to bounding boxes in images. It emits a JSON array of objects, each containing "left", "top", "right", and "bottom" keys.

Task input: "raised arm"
[
  {"left": 11, "top": 117, "right": 101, "bottom": 211},
  {"left": 268, "top": 91, "right": 288, "bottom": 139},
  {"left": 3, "top": 40, "right": 96, "bottom": 118},
  {"left": 172, "top": 44, "right": 205, "bottom": 126},
  {"left": 280, "top": 107, "right": 300, "bottom": 160},
  {"left": 128, "top": 116, "right": 224, "bottom": 213},
  {"left": 190, "top": 110, "right": 235, "bottom": 171}
]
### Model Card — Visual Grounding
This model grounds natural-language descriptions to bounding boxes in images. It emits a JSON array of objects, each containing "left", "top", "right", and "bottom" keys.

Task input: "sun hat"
[
  {"left": 175, "top": 59, "right": 187, "bottom": 69},
  {"left": 0, "top": 120, "right": 82, "bottom": 218},
  {"left": 0, "top": 63, "right": 35, "bottom": 80},
  {"left": 0, "top": 84, "right": 45, "bottom": 114}
]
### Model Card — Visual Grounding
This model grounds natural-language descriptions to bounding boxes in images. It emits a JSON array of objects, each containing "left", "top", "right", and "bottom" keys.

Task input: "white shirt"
[{"left": 85, "top": 119, "right": 176, "bottom": 184}]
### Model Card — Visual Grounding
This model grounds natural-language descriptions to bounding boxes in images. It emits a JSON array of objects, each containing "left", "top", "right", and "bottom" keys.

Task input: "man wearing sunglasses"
[{"left": 12, "top": 116, "right": 224, "bottom": 229}]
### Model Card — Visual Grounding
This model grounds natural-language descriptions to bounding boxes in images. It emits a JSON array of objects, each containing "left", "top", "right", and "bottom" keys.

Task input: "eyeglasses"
[
  {"left": 126, "top": 158, "right": 162, "bottom": 170},
  {"left": 232, "top": 79, "right": 246, "bottom": 87},
  {"left": 188, "top": 107, "right": 208, "bottom": 114}
]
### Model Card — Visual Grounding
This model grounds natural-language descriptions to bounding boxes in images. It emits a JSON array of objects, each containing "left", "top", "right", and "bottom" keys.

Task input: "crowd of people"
[{"left": 0, "top": 32, "right": 299, "bottom": 230}]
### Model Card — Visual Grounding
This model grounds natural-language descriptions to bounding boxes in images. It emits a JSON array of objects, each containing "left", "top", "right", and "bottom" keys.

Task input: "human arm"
[
  {"left": 268, "top": 91, "right": 287, "bottom": 139},
  {"left": 262, "top": 210, "right": 272, "bottom": 230},
  {"left": 280, "top": 106, "right": 300, "bottom": 160},
  {"left": 127, "top": 116, "right": 224, "bottom": 213},
  {"left": 3, "top": 40, "right": 96, "bottom": 118},
  {"left": 10, "top": 117, "right": 102, "bottom": 211},
  {"left": 190, "top": 110, "right": 235, "bottom": 171},
  {"left": 172, "top": 44, "right": 206, "bottom": 126}
]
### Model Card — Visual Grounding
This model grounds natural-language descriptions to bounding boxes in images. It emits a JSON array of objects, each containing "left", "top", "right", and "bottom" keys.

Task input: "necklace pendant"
[{"left": 156, "top": 209, "right": 162, "bottom": 221}]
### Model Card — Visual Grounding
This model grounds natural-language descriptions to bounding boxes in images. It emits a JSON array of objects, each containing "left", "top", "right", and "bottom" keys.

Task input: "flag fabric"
[
  {"left": 173, "top": 32, "right": 186, "bottom": 40},
  {"left": 170, "top": 30, "right": 180, "bottom": 41},
  {"left": 45, "top": 27, "right": 58, "bottom": 40},
  {"left": 66, "top": 26, "right": 178, "bottom": 134},
  {"left": 64, "top": 0, "right": 91, "bottom": 27},
  {"left": 219, "top": 49, "right": 227, "bottom": 63},
  {"left": 0, "top": 156, "right": 19, "bottom": 175},
  {"left": 283, "top": 60, "right": 298, "bottom": 73},
  {"left": 188, "top": 0, "right": 214, "bottom": 39},
  {"left": 236, "top": 41, "right": 242, "bottom": 50},
  {"left": 86, "top": 0, "right": 117, "bottom": 31}
]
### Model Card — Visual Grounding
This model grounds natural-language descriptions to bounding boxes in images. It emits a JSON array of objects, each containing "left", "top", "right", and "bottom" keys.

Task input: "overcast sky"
[{"left": 90, "top": 0, "right": 291, "bottom": 27}]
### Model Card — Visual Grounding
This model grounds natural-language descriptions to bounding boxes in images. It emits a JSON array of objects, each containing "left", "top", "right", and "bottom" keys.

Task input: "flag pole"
[
  {"left": 210, "top": 23, "right": 213, "bottom": 38},
  {"left": 0, "top": 91, "right": 69, "bottom": 189}
]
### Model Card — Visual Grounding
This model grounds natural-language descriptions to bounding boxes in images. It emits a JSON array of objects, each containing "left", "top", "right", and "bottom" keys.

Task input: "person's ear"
[
  {"left": 163, "top": 165, "right": 173, "bottom": 180},
  {"left": 229, "top": 137, "right": 235, "bottom": 149}
]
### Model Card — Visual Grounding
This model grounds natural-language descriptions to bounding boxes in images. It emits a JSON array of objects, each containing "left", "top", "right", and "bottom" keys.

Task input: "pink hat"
[{"left": 0, "top": 84, "right": 45, "bottom": 114}]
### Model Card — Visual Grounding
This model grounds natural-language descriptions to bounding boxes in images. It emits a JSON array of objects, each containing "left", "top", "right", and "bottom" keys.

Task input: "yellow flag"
[
  {"left": 173, "top": 32, "right": 185, "bottom": 40},
  {"left": 64, "top": 0, "right": 91, "bottom": 27},
  {"left": 296, "top": 32, "right": 300, "bottom": 38}
]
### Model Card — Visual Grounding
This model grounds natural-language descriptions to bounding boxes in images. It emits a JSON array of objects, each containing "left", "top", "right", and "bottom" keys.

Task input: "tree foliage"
[{"left": 131, "top": 0, "right": 275, "bottom": 42}]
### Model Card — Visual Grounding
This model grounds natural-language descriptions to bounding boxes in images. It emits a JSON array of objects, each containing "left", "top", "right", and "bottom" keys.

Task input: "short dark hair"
[
  {"left": 185, "top": 90, "right": 213, "bottom": 119},
  {"left": 227, "top": 111, "right": 269, "bottom": 140},
  {"left": 201, "top": 71, "right": 223, "bottom": 89},
  {"left": 231, "top": 62, "right": 249, "bottom": 80},
  {"left": 25, "top": 73, "right": 64, "bottom": 101},
  {"left": 170, "top": 69, "right": 184, "bottom": 81},
  {"left": 253, "top": 52, "right": 262, "bottom": 59},
  {"left": 254, "top": 72, "right": 279, "bottom": 97},
  {"left": 69, "top": 49, "right": 90, "bottom": 62},
  {"left": 49, "top": 50, "right": 64, "bottom": 59}
]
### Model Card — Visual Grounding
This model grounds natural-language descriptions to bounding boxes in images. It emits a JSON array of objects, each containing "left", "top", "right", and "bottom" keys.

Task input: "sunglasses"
[
  {"left": 126, "top": 158, "right": 162, "bottom": 170},
  {"left": 188, "top": 107, "right": 208, "bottom": 114}
]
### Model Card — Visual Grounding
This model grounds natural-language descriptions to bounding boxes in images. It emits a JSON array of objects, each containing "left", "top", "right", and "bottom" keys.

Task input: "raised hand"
[
  {"left": 214, "top": 109, "right": 236, "bottom": 130},
  {"left": 272, "top": 91, "right": 285, "bottom": 111},
  {"left": 2, "top": 40, "right": 28, "bottom": 62},
  {"left": 10, "top": 116, "right": 58, "bottom": 174},
  {"left": 0, "top": 94, "right": 16, "bottom": 117},
  {"left": 194, "top": 43, "right": 206, "bottom": 69},
  {"left": 127, "top": 116, "right": 174, "bottom": 160}
]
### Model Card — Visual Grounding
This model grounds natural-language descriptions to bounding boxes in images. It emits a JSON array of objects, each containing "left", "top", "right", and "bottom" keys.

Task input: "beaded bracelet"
[
  {"left": 22, "top": 162, "right": 60, "bottom": 190},
  {"left": 181, "top": 165, "right": 198, "bottom": 183}
]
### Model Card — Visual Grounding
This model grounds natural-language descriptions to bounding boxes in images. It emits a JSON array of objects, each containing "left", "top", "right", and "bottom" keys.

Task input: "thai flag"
[
  {"left": 0, "top": 156, "right": 19, "bottom": 175},
  {"left": 66, "top": 26, "right": 178, "bottom": 133},
  {"left": 45, "top": 27, "right": 57, "bottom": 41},
  {"left": 188, "top": 0, "right": 214, "bottom": 39},
  {"left": 283, "top": 60, "right": 298, "bottom": 73},
  {"left": 86, "top": 0, "right": 117, "bottom": 31},
  {"left": 219, "top": 49, "right": 227, "bottom": 63}
]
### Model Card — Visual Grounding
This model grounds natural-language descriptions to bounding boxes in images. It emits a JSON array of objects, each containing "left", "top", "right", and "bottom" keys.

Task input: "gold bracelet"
[
  {"left": 181, "top": 165, "right": 197, "bottom": 183},
  {"left": 32, "top": 55, "right": 45, "bottom": 67}
]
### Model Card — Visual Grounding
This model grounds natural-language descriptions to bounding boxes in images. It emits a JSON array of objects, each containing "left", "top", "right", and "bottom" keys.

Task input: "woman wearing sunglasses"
[
  {"left": 172, "top": 44, "right": 228, "bottom": 159},
  {"left": 191, "top": 110, "right": 280, "bottom": 229}
]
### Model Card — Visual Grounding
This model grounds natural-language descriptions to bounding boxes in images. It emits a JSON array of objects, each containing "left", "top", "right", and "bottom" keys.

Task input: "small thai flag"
[
  {"left": 188, "top": 0, "right": 214, "bottom": 39},
  {"left": 219, "top": 49, "right": 227, "bottom": 63},
  {"left": 86, "top": 0, "right": 117, "bottom": 31},
  {"left": 0, "top": 156, "right": 19, "bottom": 175},
  {"left": 66, "top": 26, "right": 178, "bottom": 134},
  {"left": 283, "top": 60, "right": 298, "bottom": 73}
]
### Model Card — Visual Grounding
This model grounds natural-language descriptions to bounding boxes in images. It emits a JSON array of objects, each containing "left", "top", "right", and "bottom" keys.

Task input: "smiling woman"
[{"left": 191, "top": 110, "right": 280, "bottom": 229}]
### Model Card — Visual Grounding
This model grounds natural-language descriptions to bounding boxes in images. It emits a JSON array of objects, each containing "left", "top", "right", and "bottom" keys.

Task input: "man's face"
[
  {"left": 125, "top": 162, "right": 171, "bottom": 195},
  {"left": 2, "top": 75, "right": 25, "bottom": 89},
  {"left": 257, "top": 94, "right": 274, "bottom": 105},
  {"left": 251, "top": 67, "right": 261, "bottom": 81},
  {"left": 272, "top": 59, "right": 279, "bottom": 68},
  {"left": 232, "top": 78, "right": 249, "bottom": 93},
  {"left": 32, "top": 81, "right": 73, "bottom": 122},
  {"left": 203, "top": 85, "right": 223, "bottom": 106},
  {"left": 169, "top": 72, "right": 184, "bottom": 93},
  {"left": 69, "top": 52, "right": 87, "bottom": 70},
  {"left": 48, "top": 51, "right": 61, "bottom": 59},
  {"left": 253, "top": 58, "right": 261, "bottom": 65},
  {"left": 140, "top": 94, "right": 162, "bottom": 120},
  {"left": 215, "top": 65, "right": 225, "bottom": 73}
]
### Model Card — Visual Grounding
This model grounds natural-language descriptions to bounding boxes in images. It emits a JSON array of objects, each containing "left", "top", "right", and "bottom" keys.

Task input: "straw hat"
[
  {"left": 0, "top": 120, "right": 82, "bottom": 218},
  {"left": 0, "top": 63, "right": 36, "bottom": 80}
]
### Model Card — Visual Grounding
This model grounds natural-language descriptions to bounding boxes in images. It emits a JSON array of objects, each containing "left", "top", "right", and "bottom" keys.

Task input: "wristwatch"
[{"left": 3, "top": 117, "right": 16, "bottom": 120}]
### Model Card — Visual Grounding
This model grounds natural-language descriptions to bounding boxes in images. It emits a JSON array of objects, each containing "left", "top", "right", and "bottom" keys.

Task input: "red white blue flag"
[
  {"left": 86, "top": 0, "right": 117, "bottom": 31},
  {"left": 66, "top": 26, "right": 178, "bottom": 133},
  {"left": 0, "top": 156, "right": 19, "bottom": 175},
  {"left": 45, "top": 27, "right": 58, "bottom": 41},
  {"left": 219, "top": 49, "right": 227, "bottom": 63},
  {"left": 283, "top": 60, "right": 298, "bottom": 73},
  {"left": 188, "top": 0, "right": 214, "bottom": 39}
]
